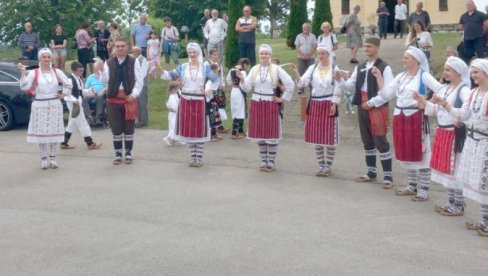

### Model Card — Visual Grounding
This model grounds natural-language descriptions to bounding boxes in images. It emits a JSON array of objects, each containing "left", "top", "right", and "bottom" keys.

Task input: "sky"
[{"left": 474, "top": 0, "right": 488, "bottom": 10}]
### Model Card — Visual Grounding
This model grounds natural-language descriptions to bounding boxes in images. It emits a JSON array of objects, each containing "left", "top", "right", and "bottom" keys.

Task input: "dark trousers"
[
  {"left": 394, "top": 19, "right": 405, "bottom": 38},
  {"left": 232, "top": 118, "right": 244, "bottom": 135},
  {"left": 357, "top": 108, "right": 390, "bottom": 153},
  {"left": 107, "top": 103, "right": 135, "bottom": 135},
  {"left": 141, "top": 47, "right": 147, "bottom": 58},
  {"left": 462, "top": 37, "right": 486, "bottom": 64},
  {"left": 378, "top": 18, "right": 388, "bottom": 39},
  {"left": 77, "top": 48, "right": 93, "bottom": 78},
  {"left": 239, "top": 42, "right": 256, "bottom": 66},
  {"left": 97, "top": 50, "right": 109, "bottom": 61},
  {"left": 22, "top": 48, "right": 38, "bottom": 60},
  {"left": 298, "top": 58, "right": 315, "bottom": 93}
]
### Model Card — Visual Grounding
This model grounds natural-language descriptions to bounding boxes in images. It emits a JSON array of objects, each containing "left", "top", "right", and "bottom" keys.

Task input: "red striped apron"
[
  {"left": 393, "top": 109, "right": 423, "bottom": 162},
  {"left": 176, "top": 93, "right": 207, "bottom": 139},
  {"left": 248, "top": 100, "right": 280, "bottom": 140},
  {"left": 430, "top": 126, "right": 456, "bottom": 175},
  {"left": 305, "top": 99, "right": 338, "bottom": 145}
]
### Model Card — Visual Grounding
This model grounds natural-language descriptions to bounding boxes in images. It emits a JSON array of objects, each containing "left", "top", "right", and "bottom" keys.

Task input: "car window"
[{"left": 0, "top": 71, "right": 17, "bottom": 82}]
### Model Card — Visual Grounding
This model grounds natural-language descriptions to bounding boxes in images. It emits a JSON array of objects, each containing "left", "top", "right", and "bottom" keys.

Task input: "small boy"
[
  {"left": 227, "top": 58, "right": 250, "bottom": 138},
  {"left": 206, "top": 63, "right": 224, "bottom": 141},
  {"left": 163, "top": 80, "right": 181, "bottom": 146}
]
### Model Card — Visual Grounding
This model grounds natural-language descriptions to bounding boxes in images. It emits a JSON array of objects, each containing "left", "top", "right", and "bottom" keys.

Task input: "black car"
[{"left": 0, "top": 62, "right": 32, "bottom": 131}]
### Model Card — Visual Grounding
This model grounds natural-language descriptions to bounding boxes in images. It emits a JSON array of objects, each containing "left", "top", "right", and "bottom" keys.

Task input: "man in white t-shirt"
[
  {"left": 394, "top": 0, "right": 408, "bottom": 39},
  {"left": 204, "top": 9, "right": 228, "bottom": 64}
]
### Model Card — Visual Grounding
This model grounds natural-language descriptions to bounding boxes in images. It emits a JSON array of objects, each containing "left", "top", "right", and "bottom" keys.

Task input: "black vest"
[
  {"left": 107, "top": 56, "right": 136, "bottom": 98},
  {"left": 69, "top": 75, "right": 82, "bottom": 98},
  {"left": 352, "top": 58, "right": 389, "bottom": 106}
]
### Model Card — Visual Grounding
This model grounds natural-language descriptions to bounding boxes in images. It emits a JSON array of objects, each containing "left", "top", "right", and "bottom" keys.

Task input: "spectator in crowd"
[
  {"left": 132, "top": 46, "right": 149, "bottom": 127},
  {"left": 394, "top": 0, "right": 408, "bottom": 39},
  {"left": 405, "top": 20, "right": 433, "bottom": 60},
  {"left": 200, "top": 9, "right": 211, "bottom": 58},
  {"left": 346, "top": 4, "right": 362, "bottom": 64},
  {"left": 146, "top": 31, "right": 160, "bottom": 78},
  {"left": 75, "top": 21, "right": 95, "bottom": 78},
  {"left": 94, "top": 21, "right": 110, "bottom": 61},
  {"left": 223, "top": 12, "right": 229, "bottom": 23},
  {"left": 108, "top": 22, "right": 121, "bottom": 55},
  {"left": 161, "top": 16, "right": 180, "bottom": 70},
  {"left": 317, "top": 22, "right": 338, "bottom": 62},
  {"left": 446, "top": 46, "right": 458, "bottom": 57},
  {"left": 50, "top": 24, "right": 67, "bottom": 71},
  {"left": 130, "top": 13, "right": 152, "bottom": 57},
  {"left": 204, "top": 9, "right": 228, "bottom": 64},
  {"left": 377, "top": 1, "right": 390, "bottom": 40},
  {"left": 236, "top": 5, "right": 257, "bottom": 66},
  {"left": 295, "top": 22, "right": 317, "bottom": 94},
  {"left": 85, "top": 62, "right": 107, "bottom": 126},
  {"left": 18, "top": 21, "right": 40, "bottom": 60},
  {"left": 459, "top": 0, "right": 488, "bottom": 63},
  {"left": 408, "top": 2, "right": 431, "bottom": 30}
]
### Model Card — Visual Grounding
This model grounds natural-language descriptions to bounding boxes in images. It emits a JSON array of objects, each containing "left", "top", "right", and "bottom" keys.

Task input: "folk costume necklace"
[
  {"left": 259, "top": 65, "right": 270, "bottom": 83},
  {"left": 41, "top": 68, "right": 55, "bottom": 84},
  {"left": 189, "top": 63, "right": 200, "bottom": 82},
  {"left": 442, "top": 84, "right": 458, "bottom": 101},
  {"left": 318, "top": 64, "right": 329, "bottom": 79},
  {"left": 471, "top": 88, "right": 486, "bottom": 115},
  {"left": 397, "top": 70, "right": 418, "bottom": 95}
]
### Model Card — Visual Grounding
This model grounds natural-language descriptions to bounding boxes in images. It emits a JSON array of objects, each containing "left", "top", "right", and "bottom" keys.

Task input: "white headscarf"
[
  {"left": 259, "top": 44, "right": 272, "bottom": 55},
  {"left": 186, "top": 42, "right": 203, "bottom": 64},
  {"left": 470, "top": 58, "right": 488, "bottom": 76},
  {"left": 316, "top": 45, "right": 334, "bottom": 67},
  {"left": 37, "top": 47, "right": 53, "bottom": 67},
  {"left": 445, "top": 56, "right": 470, "bottom": 87},
  {"left": 405, "top": 46, "right": 429, "bottom": 73}
]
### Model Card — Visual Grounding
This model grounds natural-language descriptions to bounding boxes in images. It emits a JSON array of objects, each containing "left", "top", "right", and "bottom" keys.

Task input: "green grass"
[{"left": 1, "top": 33, "right": 461, "bottom": 130}]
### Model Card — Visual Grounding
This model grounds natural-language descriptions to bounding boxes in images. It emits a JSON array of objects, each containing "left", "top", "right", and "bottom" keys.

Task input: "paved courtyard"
[{"left": 1, "top": 38, "right": 488, "bottom": 275}]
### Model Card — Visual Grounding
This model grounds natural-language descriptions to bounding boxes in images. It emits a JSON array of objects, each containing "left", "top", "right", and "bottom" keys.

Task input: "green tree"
[
  {"left": 224, "top": 0, "right": 245, "bottom": 68},
  {"left": 286, "top": 0, "right": 308, "bottom": 48},
  {"left": 311, "top": 0, "right": 333, "bottom": 36},
  {"left": 262, "top": 0, "right": 289, "bottom": 38},
  {"left": 0, "top": 0, "right": 123, "bottom": 46}
]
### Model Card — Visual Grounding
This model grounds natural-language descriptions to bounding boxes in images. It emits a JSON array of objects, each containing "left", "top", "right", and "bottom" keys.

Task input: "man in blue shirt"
[
  {"left": 459, "top": 0, "right": 488, "bottom": 63},
  {"left": 130, "top": 13, "right": 153, "bottom": 57}
]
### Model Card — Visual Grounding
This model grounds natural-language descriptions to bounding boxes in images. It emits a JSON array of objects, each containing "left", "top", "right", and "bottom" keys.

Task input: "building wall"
[{"left": 329, "top": 0, "right": 466, "bottom": 29}]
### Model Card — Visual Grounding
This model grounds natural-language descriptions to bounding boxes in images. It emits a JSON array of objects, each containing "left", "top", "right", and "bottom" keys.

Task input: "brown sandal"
[
  {"left": 355, "top": 175, "right": 376, "bottom": 183},
  {"left": 466, "top": 222, "right": 485, "bottom": 230},
  {"left": 478, "top": 228, "right": 488, "bottom": 237},
  {"left": 412, "top": 195, "right": 429, "bottom": 202}
]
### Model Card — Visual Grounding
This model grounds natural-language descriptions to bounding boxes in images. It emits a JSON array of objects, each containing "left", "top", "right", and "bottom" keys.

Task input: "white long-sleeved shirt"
[
  {"left": 204, "top": 18, "right": 228, "bottom": 43},
  {"left": 297, "top": 64, "right": 342, "bottom": 104},
  {"left": 100, "top": 56, "right": 144, "bottom": 98},
  {"left": 240, "top": 64, "right": 295, "bottom": 102},
  {"left": 368, "top": 70, "right": 442, "bottom": 116},
  {"left": 405, "top": 31, "right": 433, "bottom": 49},
  {"left": 20, "top": 68, "right": 72, "bottom": 100},
  {"left": 338, "top": 60, "right": 394, "bottom": 95},
  {"left": 449, "top": 88, "right": 488, "bottom": 140},
  {"left": 161, "top": 63, "right": 219, "bottom": 98},
  {"left": 424, "top": 83, "right": 471, "bottom": 126},
  {"left": 166, "top": 92, "right": 180, "bottom": 113}
]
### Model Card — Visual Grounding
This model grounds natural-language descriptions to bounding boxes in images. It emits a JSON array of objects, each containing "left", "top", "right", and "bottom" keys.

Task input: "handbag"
[{"left": 70, "top": 37, "right": 77, "bottom": 49}]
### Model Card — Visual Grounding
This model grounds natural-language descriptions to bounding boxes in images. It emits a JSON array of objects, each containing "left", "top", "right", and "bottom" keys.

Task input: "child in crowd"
[
  {"left": 163, "top": 80, "right": 181, "bottom": 146},
  {"left": 204, "top": 49, "right": 229, "bottom": 134},
  {"left": 227, "top": 58, "right": 250, "bottom": 138},
  {"left": 147, "top": 31, "right": 160, "bottom": 78},
  {"left": 206, "top": 63, "right": 224, "bottom": 141}
]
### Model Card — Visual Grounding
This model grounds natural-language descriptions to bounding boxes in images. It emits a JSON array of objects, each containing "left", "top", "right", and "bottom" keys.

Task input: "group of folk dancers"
[{"left": 18, "top": 36, "right": 488, "bottom": 237}]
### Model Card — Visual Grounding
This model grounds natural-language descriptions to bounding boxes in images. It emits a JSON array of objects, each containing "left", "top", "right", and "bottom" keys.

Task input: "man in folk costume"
[
  {"left": 290, "top": 45, "right": 342, "bottom": 177},
  {"left": 99, "top": 38, "right": 144, "bottom": 165},
  {"left": 160, "top": 43, "right": 220, "bottom": 167},
  {"left": 432, "top": 59, "right": 488, "bottom": 236},
  {"left": 335, "top": 37, "right": 395, "bottom": 189},
  {"left": 60, "top": 61, "right": 102, "bottom": 150},
  {"left": 367, "top": 47, "right": 441, "bottom": 201},
  {"left": 238, "top": 44, "right": 295, "bottom": 172},
  {"left": 132, "top": 46, "right": 149, "bottom": 127},
  {"left": 414, "top": 57, "right": 471, "bottom": 215}
]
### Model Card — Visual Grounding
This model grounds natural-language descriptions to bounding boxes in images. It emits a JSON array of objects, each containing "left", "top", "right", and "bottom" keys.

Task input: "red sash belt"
[
  {"left": 361, "top": 90, "right": 388, "bottom": 136},
  {"left": 107, "top": 89, "right": 139, "bottom": 120}
]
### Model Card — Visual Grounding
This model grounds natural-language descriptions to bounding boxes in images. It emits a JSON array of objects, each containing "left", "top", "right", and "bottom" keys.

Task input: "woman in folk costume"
[
  {"left": 160, "top": 42, "right": 219, "bottom": 167},
  {"left": 434, "top": 59, "right": 488, "bottom": 236},
  {"left": 237, "top": 44, "right": 295, "bottom": 172},
  {"left": 18, "top": 48, "right": 73, "bottom": 169},
  {"left": 289, "top": 45, "right": 342, "bottom": 177},
  {"left": 366, "top": 46, "right": 442, "bottom": 202},
  {"left": 414, "top": 57, "right": 471, "bottom": 216}
]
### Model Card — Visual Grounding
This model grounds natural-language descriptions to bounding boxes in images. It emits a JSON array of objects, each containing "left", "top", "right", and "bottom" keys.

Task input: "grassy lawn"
[{"left": 0, "top": 32, "right": 461, "bottom": 130}]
